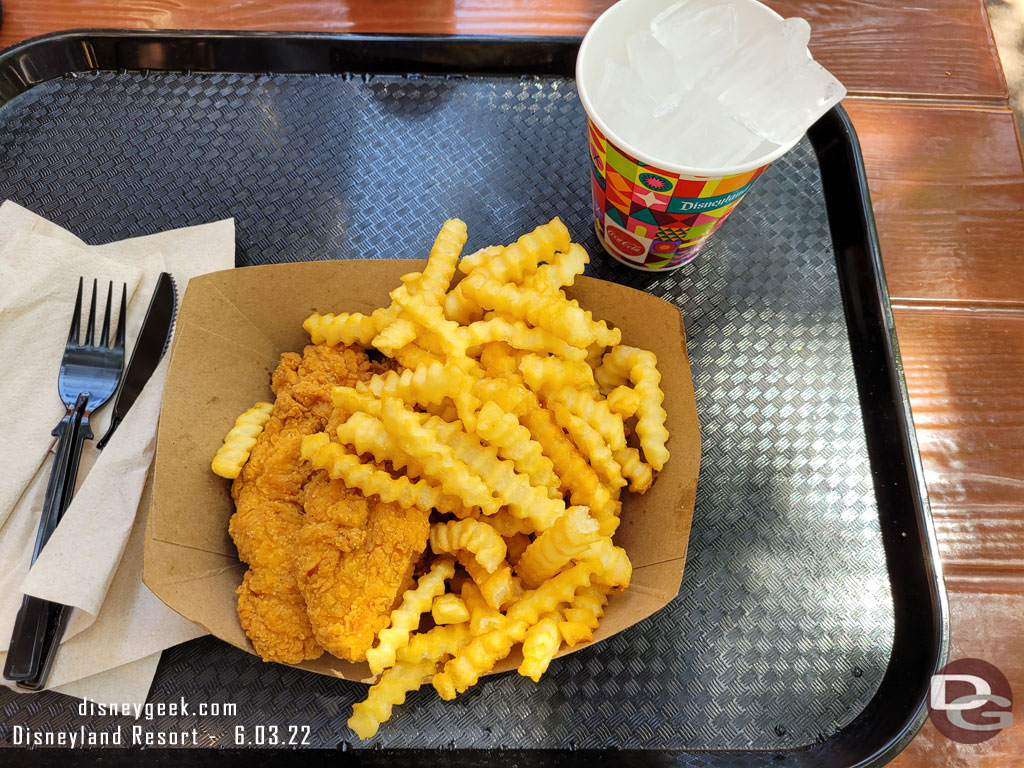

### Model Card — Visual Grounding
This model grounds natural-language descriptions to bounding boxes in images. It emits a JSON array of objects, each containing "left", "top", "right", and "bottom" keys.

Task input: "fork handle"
[
  {"left": 15, "top": 603, "right": 72, "bottom": 691},
  {"left": 29, "top": 394, "right": 88, "bottom": 562},
  {"left": 3, "top": 395, "right": 89, "bottom": 683}
]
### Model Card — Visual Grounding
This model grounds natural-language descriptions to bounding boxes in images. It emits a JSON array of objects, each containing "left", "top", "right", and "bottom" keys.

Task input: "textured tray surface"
[{"left": 0, "top": 70, "right": 893, "bottom": 750}]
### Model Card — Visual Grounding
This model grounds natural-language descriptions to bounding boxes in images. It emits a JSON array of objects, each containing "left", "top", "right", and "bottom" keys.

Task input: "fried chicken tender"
[
  {"left": 297, "top": 471, "right": 430, "bottom": 662},
  {"left": 230, "top": 343, "right": 394, "bottom": 664}
]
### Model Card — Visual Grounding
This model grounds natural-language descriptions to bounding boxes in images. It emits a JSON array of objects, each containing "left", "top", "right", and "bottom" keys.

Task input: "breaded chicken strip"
[
  {"left": 297, "top": 471, "right": 430, "bottom": 662},
  {"left": 230, "top": 344, "right": 391, "bottom": 664}
]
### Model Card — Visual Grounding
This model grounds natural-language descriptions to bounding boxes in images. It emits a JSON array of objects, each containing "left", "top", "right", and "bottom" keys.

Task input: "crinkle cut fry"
[
  {"left": 430, "top": 519, "right": 508, "bottom": 573},
  {"left": 472, "top": 376, "right": 533, "bottom": 417},
  {"left": 418, "top": 218, "right": 468, "bottom": 301},
  {"left": 349, "top": 622, "right": 472, "bottom": 740},
  {"left": 583, "top": 538, "right": 632, "bottom": 592},
  {"left": 555, "top": 585, "right": 610, "bottom": 647},
  {"left": 358, "top": 361, "right": 464, "bottom": 406},
  {"left": 475, "top": 400, "right": 561, "bottom": 498},
  {"left": 558, "top": 618, "right": 593, "bottom": 647},
  {"left": 518, "top": 615, "right": 562, "bottom": 682},
  {"left": 606, "top": 385, "right": 641, "bottom": 419},
  {"left": 300, "top": 433, "right": 445, "bottom": 514},
  {"left": 369, "top": 220, "right": 465, "bottom": 355},
  {"left": 520, "top": 242, "right": 589, "bottom": 296},
  {"left": 565, "top": 297, "right": 621, "bottom": 348},
  {"left": 519, "top": 407, "right": 617, "bottom": 529},
  {"left": 431, "top": 594, "right": 471, "bottom": 625},
  {"left": 333, "top": 412, "right": 467, "bottom": 514},
  {"left": 373, "top": 315, "right": 419, "bottom": 357},
  {"left": 211, "top": 401, "right": 273, "bottom": 479},
  {"left": 485, "top": 509, "right": 534, "bottom": 536},
  {"left": 393, "top": 342, "right": 445, "bottom": 371},
  {"left": 391, "top": 283, "right": 468, "bottom": 358},
  {"left": 365, "top": 556, "right": 455, "bottom": 676},
  {"left": 446, "top": 217, "right": 570, "bottom": 324},
  {"left": 398, "top": 622, "right": 472, "bottom": 665},
  {"left": 548, "top": 400, "right": 626, "bottom": 492},
  {"left": 303, "top": 305, "right": 399, "bottom": 347},
  {"left": 430, "top": 566, "right": 594, "bottom": 695},
  {"left": 348, "top": 660, "right": 434, "bottom": 739},
  {"left": 461, "top": 315, "right": 586, "bottom": 361},
  {"left": 548, "top": 387, "right": 626, "bottom": 452},
  {"left": 519, "top": 353, "right": 596, "bottom": 395},
  {"left": 507, "top": 561, "right": 597, "bottom": 626},
  {"left": 425, "top": 415, "right": 565, "bottom": 531},
  {"left": 336, "top": 411, "right": 418, "bottom": 469},
  {"left": 515, "top": 506, "right": 602, "bottom": 588},
  {"left": 459, "top": 217, "right": 569, "bottom": 278},
  {"left": 460, "top": 580, "right": 505, "bottom": 635},
  {"left": 458, "top": 271, "right": 598, "bottom": 349},
  {"left": 459, "top": 552, "right": 515, "bottom": 611},
  {"left": 562, "top": 585, "right": 609, "bottom": 629},
  {"left": 379, "top": 399, "right": 500, "bottom": 514},
  {"left": 432, "top": 618, "right": 529, "bottom": 700},
  {"left": 332, "top": 385, "right": 382, "bottom": 416},
  {"left": 598, "top": 345, "right": 670, "bottom": 471},
  {"left": 615, "top": 446, "right": 653, "bottom": 493}
]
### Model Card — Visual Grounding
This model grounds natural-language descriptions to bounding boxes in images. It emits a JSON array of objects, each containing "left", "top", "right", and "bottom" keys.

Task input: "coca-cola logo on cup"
[
  {"left": 606, "top": 225, "right": 646, "bottom": 259},
  {"left": 928, "top": 658, "right": 1013, "bottom": 744}
]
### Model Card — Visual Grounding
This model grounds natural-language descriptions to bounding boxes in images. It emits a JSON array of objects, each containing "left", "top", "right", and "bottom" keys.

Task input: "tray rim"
[{"left": 0, "top": 29, "right": 950, "bottom": 768}]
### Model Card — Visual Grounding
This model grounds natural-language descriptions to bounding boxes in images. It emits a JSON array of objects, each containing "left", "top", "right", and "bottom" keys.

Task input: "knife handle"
[{"left": 95, "top": 414, "right": 122, "bottom": 451}]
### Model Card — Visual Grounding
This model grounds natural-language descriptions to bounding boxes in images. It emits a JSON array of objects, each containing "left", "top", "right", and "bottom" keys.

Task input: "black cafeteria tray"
[{"left": 0, "top": 31, "right": 947, "bottom": 768}]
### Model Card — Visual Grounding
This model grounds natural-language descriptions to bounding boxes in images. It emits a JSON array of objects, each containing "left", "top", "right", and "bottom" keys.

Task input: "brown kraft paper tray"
[{"left": 144, "top": 258, "right": 701, "bottom": 682}]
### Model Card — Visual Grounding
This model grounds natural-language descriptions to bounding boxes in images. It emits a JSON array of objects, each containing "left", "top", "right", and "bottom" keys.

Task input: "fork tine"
[
  {"left": 66, "top": 278, "right": 83, "bottom": 346},
  {"left": 99, "top": 281, "right": 113, "bottom": 347},
  {"left": 114, "top": 283, "right": 127, "bottom": 352},
  {"left": 84, "top": 279, "right": 98, "bottom": 346}
]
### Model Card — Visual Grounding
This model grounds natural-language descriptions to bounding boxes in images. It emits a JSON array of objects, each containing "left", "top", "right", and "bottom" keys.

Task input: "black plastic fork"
[{"left": 3, "top": 277, "right": 127, "bottom": 688}]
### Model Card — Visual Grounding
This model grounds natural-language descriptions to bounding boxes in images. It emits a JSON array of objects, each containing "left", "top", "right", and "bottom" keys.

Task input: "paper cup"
[{"left": 576, "top": 0, "right": 800, "bottom": 271}]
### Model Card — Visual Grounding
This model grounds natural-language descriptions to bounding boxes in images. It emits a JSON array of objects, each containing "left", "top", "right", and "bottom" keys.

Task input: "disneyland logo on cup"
[
  {"left": 928, "top": 658, "right": 1013, "bottom": 744},
  {"left": 672, "top": 185, "right": 752, "bottom": 213}
]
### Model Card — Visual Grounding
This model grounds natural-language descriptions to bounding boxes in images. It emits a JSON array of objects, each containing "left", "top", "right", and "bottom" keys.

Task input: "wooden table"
[{"left": 2, "top": 1, "right": 1021, "bottom": 765}]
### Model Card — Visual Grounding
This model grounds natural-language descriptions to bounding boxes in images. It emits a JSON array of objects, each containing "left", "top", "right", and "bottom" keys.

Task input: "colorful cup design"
[{"left": 588, "top": 118, "right": 770, "bottom": 270}]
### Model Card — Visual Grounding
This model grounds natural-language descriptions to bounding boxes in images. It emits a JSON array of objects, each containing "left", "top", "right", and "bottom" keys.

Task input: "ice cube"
[
  {"left": 651, "top": 0, "right": 741, "bottom": 90},
  {"left": 626, "top": 31, "right": 683, "bottom": 117},
  {"left": 705, "top": 15, "right": 844, "bottom": 146},
  {"left": 595, "top": 59, "right": 662, "bottom": 148},
  {"left": 738, "top": 58, "right": 846, "bottom": 145},
  {"left": 781, "top": 17, "right": 811, "bottom": 65},
  {"left": 708, "top": 16, "right": 792, "bottom": 108},
  {"left": 645, "top": 89, "right": 764, "bottom": 169}
]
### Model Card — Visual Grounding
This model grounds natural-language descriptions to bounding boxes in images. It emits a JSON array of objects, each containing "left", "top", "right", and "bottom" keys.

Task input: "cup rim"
[{"left": 576, "top": 0, "right": 802, "bottom": 178}]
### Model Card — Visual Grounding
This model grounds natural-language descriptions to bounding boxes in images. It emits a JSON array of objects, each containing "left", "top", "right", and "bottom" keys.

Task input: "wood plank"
[
  {"left": 0, "top": 0, "right": 1008, "bottom": 100},
  {"left": 889, "top": 588, "right": 1023, "bottom": 768},
  {"left": 893, "top": 308, "right": 1024, "bottom": 510},
  {"left": 845, "top": 101, "right": 1024, "bottom": 182},
  {"left": 933, "top": 506, "right": 1024, "bottom": 577},
  {"left": 844, "top": 100, "right": 1024, "bottom": 304}
]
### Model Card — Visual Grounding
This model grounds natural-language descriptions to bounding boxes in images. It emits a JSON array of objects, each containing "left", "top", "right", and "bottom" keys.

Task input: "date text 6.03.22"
[{"left": 233, "top": 725, "right": 311, "bottom": 746}]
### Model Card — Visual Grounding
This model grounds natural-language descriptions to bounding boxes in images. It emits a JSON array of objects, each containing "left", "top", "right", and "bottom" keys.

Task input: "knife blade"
[{"left": 96, "top": 272, "right": 177, "bottom": 450}]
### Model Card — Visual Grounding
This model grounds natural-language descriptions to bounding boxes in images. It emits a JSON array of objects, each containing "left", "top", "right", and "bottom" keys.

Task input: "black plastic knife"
[{"left": 96, "top": 272, "right": 177, "bottom": 450}]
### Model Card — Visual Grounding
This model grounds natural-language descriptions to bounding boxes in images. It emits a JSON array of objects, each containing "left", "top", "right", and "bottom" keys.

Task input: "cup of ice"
[{"left": 577, "top": 0, "right": 846, "bottom": 270}]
